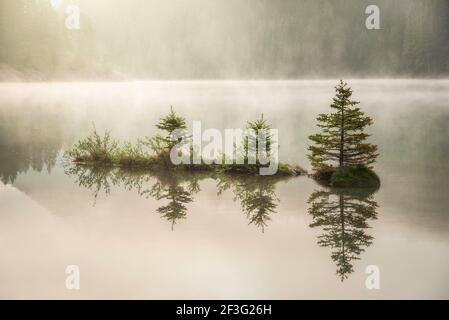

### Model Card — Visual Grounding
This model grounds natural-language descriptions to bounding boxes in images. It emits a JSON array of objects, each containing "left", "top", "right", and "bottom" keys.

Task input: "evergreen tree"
[
  {"left": 155, "top": 106, "right": 187, "bottom": 149},
  {"left": 308, "top": 81, "right": 378, "bottom": 171},
  {"left": 244, "top": 113, "right": 272, "bottom": 165},
  {"left": 145, "top": 106, "right": 188, "bottom": 159}
]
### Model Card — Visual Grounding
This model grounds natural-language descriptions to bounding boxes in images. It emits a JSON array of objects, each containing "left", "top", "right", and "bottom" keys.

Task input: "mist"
[{"left": 1, "top": 0, "right": 448, "bottom": 80}]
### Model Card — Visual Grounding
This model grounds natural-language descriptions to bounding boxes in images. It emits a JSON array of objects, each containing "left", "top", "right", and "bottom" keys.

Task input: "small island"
[
  {"left": 66, "top": 109, "right": 306, "bottom": 177},
  {"left": 308, "top": 80, "right": 380, "bottom": 188},
  {"left": 66, "top": 81, "right": 380, "bottom": 188}
]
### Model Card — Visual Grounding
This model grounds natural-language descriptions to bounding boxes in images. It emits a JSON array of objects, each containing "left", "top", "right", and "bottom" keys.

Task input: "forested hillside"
[{"left": 1, "top": 0, "right": 448, "bottom": 80}]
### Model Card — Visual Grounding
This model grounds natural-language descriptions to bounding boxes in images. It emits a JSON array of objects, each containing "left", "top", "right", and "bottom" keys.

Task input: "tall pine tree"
[{"left": 308, "top": 80, "right": 378, "bottom": 171}]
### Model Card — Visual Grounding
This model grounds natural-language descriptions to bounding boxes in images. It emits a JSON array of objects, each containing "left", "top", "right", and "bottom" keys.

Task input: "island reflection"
[
  {"left": 65, "top": 165, "right": 286, "bottom": 232},
  {"left": 66, "top": 165, "right": 380, "bottom": 281}
]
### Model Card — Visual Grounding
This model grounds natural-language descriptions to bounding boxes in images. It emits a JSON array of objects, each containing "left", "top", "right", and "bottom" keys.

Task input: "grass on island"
[
  {"left": 312, "top": 165, "right": 380, "bottom": 189},
  {"left": 65, "top": 127, "right": 306, "bottom": 177}
]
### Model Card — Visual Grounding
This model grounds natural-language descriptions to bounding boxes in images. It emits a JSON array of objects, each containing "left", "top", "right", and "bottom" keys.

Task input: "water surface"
[{"left": 0, "top": 80, "right": 448, "bottom": 299}]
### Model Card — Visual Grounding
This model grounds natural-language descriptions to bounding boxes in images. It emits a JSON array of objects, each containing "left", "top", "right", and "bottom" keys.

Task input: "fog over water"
[
  {"left": 1, "top": 0, "right": 448, "bottom": 301},
  {"left": 0, "top": 80, "right": 448, "bottom": 298}
]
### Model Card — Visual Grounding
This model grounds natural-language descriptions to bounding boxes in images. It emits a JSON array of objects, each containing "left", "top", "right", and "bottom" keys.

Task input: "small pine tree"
[
  {"left": 154, "top": 106, "right": 187, "bottom": 149},
  {"left": 156, "top": 106, "right": 186, "bottom": 135},
  {"left": 245, "top": 113, "right": 272, "bottom": 164},
  {"left": 308, "top": 80, "right": 378, "bottom": 171}
]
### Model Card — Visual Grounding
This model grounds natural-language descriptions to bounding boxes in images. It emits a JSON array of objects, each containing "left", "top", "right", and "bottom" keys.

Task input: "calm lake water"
[{"left": 0, "top": 80, "right": 449, "bottom": 299}]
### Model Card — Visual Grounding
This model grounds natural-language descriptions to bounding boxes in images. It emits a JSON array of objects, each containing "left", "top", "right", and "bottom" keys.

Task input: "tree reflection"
[
  {"left": 66, "top": 165, "right": 288, "bottom": 231},
  {"left": 142, "top": 172, "right": 200, "bottom": 230},
  {"left": 0, "top": 105, "right": 67, "bottom": 184},
  {"left": 216, "top": 174, "right": 284, "bottom": 232},
  {"left": 307, "top": 187, "right": 379, "bottom": 281},
  {"left": 65, "top": 165, "right": 203, "bottom": 229},
  {"left": 65, "top": 165, "right": 116, "bottom": 205}
]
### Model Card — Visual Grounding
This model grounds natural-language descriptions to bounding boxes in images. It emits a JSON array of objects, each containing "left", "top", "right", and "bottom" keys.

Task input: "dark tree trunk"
[{"left": 339, "top": 104, "right": 344, "bottom": 168}]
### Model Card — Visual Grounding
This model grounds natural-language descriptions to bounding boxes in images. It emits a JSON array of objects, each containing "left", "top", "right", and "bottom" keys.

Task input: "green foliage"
[
  {"left": 245, "top": 113, "right": 272, "bottom": 155},
  {"left": 155, "top": 106, "right": 188, "bottom": 149},
  {"left": 218, "top": 161, "right": 305, "bottom": 176},
  {"left": 66, "top": 107, "right": 189, "bottom": 169},
  {"left": 118, "top": 141, "right": 151, "bottom": 167},
  {"left": 66, "top": 128, "right": 119, "bottom": 164},
  {"left": 140, "top": 134, "right": 167, "bottom": 156},
  {"left": 66, "top": 110, "right": 304, "bottom": 177},
  {"left": 156, "top": 106, "right": 187, "bottom": 134},
  {"left": 308, "top": 80, "right": 379, "bottom": 173},
  {"left": 331, "top": 166, "right": 380, "bottom": 188},
  {"left": 278, "top": 163, "right": 307, "bottom": 176},
  {"left": 216, "top": 113, "right": 278, "bottom": 174}
]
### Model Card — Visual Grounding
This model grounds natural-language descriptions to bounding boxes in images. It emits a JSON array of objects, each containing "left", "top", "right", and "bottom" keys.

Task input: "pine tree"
[
  {"left": 308, "top": 80, "right": 378, "bottom": 171},
  {"left": 155, "top": 106, "right": 187, "bottom": 147},
  {"left": 145, "top": 106, "right": 188, "bottom": 157},
  {"left": 244, "top": 113, "right": 272, "bottom": 165}
]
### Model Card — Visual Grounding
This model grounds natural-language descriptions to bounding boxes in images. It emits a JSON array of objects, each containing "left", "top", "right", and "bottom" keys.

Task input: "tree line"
[{"left": 0, "top": 0, "right": 448, "bottom": 79}]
